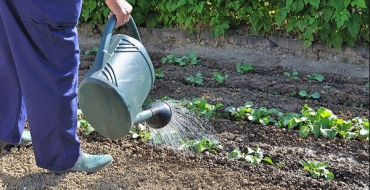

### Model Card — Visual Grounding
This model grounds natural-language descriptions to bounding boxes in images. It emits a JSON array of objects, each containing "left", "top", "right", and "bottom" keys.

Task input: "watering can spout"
[{"left": 134, "top": 101, "right": 172, "bottom": 129}]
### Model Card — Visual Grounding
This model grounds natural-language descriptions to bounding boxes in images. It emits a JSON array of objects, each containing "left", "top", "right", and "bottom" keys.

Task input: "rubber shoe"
[
  {"left": 50, "top": 153, "right": 113, "bottom": 174},
  {"left": 0, "top": 131, "right": 32, "bottom": 148},
  {"left": 18, "top": 131, "right": 32, "bottom": 146}
]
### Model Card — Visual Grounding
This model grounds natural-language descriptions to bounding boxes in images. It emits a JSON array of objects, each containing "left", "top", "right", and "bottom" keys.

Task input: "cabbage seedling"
[
  {"left": 299, "top": 90, "right": 320, "bottom": 99},
  {"left": 284, "top": 71, "right": 298, "bottom": 79},
  {"left": 236, "top": 62, "right": 254, "bottom": 74},
  {"left": 186, "top": 72, "right": 203, "bottom": 86},
  {"left": 229, "top": 146, "right": 273, "bottom": 165},
  {"left": 213, "top": 72, "right": 229, "bottom": 83},
  {"left": 307, "top": 73, "right": 324, "bottom": 82},
  {"left": 155, "top": 69, "right": 165, "bottom": 78},
  {"left": 300, "top": 160, "right": 334, "bottom": 180}
]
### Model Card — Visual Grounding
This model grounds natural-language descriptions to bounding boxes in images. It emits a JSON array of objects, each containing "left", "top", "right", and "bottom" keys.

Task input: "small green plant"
[
  {"left": 299, "top": 90, "right": 321, "bottom": 99},
  {"left": 161, "top": 51, "right": 199, "bottom": 66},
  {"left": 180, "top": 137, "right": 223, "bottom": 154},
  {"left": 225, "top": 102, "right": 281, "bottom": 125},
  {"left": 155, "top": 69, "right": 165, "bottom": 78},
  {"left": 284, "top": 71, "right": 298, "bottom": 79},
  {"left": 278, "top": 104, "right": 369, "bottom": 140},
  {"left": 213, "top": 72, "right": 229, "bottom": 83},
  {"left": 307, "top": 73, "right": 325, "bottom": 82},
  {"left": 300, "top": 160, "right": 334, "bottom": 180},
  {"left": 186, "top": 72, "right": 203, "bottom": 86},
  {"left": 352, "top": 117, "right": 369, "bottom": 139},
  {"left": 365, "top": 82, "right": 369, "bottom": 88},
  {"left": 77, "top": 109, "right": 95, "bottom": 134},
  {"left": 130, "top": 123, "right": 152, "bottom": 142},
  {"left": 229, "top": 146, "right": 273, "bottom": 165},
  {"left": 182, "top": 98, "right": 224, "bottom": 119},
  {"left": 84, "top": 46, "right": 99, "bottom": 55},
  {"left": 236, "top": 62, "right": 254, "bottom": 74}
]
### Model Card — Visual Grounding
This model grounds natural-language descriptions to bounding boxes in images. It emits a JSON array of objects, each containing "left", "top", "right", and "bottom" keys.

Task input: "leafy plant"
[
  {"left": 352, "top": 117, "right": 369, "bottom": 139},
  {"left": 161, "top": 51, "right": 199, "bottom": 66},
  {"left": 155, "top": 69, "right": 165, "bottom": 78},
  {"left": 365, "top": 82, "right": 369, "bottom": 88},
  {"left": 180, "top": 137, "right": 223, "bottom": 154},
  {"left": 186, "top": 72, "right": 203, "bottom": 86},
  {"left": 299, "top": 90, "right": 321, "bottom": 99},
  {"left": 229, "top": 146, "right": 273, "bottom": 165},
  {"left": 182, "top": 98, "right": 224, "bottom": 119},
  {"left": 225, "top": 102, "right": 281, "bottom": 125},
  {"left": 307, "top": 73, "right": 325, "bottom": 82},
  {"left": 284, "top": 71, "right": 299, "bottom": 79},
  {"left": 236, "top": 62, "right": 254, "bottom": 74},
  {"left": 130, "top": 123, "right": 152, "bottom": 142},
  {"left": 77, "top": 109, "right": 95, "bottom": 134},
  {"left": 84, "top": 46, "right": 99, "bottom": 55},
  {"left": 213, "top": 72, "right": 229, "bottom": 83},
  {"left": 80, "top": 0, "right": 110, "bottom": 25},
  {"left": 300, "top": 160, "right": 334, "bottom": 180}
]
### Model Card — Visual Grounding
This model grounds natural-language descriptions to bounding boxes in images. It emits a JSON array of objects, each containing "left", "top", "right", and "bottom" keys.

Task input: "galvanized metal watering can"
[{"left": 78, "top": 15, "right": 172, "bottom": 140}]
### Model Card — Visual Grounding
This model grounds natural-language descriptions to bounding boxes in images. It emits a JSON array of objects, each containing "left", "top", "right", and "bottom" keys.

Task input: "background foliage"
[{"left": 80, "top": 0, "right": 369, "bottom": 48}]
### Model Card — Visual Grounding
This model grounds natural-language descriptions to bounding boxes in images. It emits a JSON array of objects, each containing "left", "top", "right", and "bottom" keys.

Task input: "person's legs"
[
  {"left": 0, "top": 9, "right": 27, "bottom": 145},
  {"left": 0, "top": 0, "right": 112, "bottom": 173},
  {"left": 0, "top": 0, "right": 81, "bottom": 170}
]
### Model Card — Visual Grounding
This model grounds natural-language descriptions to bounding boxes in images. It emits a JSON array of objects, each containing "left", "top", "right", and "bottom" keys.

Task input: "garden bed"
[{"left": 0, "top": 30, "right": 369, "bottom": 189}]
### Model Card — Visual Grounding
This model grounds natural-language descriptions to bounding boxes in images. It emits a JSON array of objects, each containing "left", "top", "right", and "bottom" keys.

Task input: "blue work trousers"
[{"left": 0, "top": 0, "right": 82, "bottom": 170}]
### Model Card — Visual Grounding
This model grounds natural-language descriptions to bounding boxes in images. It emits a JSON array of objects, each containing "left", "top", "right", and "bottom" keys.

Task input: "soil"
[{"left": 0, "top": 28, "right": 369, "bottom": 190}]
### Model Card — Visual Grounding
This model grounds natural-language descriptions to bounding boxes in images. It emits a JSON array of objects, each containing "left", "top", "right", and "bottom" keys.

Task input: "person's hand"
[{"left": 106, "top": 0, "right": 133, "bottom": 28}]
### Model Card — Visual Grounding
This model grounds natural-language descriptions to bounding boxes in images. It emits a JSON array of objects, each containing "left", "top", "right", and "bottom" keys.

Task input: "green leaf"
[
  {"left": 229, "top": 149, "right": 243, "bottom": 159},
  {"left": 310, "top": 0, "right": 320, "bottom": 8},
  {"left": 343, "top": 132, "right": 357, "bottom": 139},
  {"left": 286, "top": 0, "right": 293, "bottom": 7},
  {"left": 332, "top": 34, "right": 343, "bottom": 48},
  {"left": 355, "top": 0, "right": 367, "bottom": 8},
  {"left": 312, "top": 125, "right": 321, "bottom": 137},
  {"left": 344, "top": 0, "right": 351, "bottom": 8},
  {"left": 85, "top": 125, "right": 95, "bottom": 134},
  {"left": 322, "top": 7, "right": 334, "bottom": 22},
  {"left": 299, "top": 90, "right": 308, "bottom": 97},
  {"left": 310, "top": 92, "right": 321, "bottom": 99},
  {"left": 320, "top": 128, "right": 337, "bottom": 139},
  {"left": 347, "top": 21, "right": 360, "bottom": 38},
  {"left": 325, "top": 172, "right": 334, "bottom": 180},
  {"left": 299, "top": 126, "right": 311, "bottom": 138},
  {"left": 262, "top": 157, "right": 274, "bottom": 165}
]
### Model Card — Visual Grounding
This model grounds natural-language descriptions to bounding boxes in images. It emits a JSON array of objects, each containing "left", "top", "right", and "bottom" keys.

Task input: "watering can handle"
[{"left": 99, "top": 14, "right": 141, "bottom": 53}]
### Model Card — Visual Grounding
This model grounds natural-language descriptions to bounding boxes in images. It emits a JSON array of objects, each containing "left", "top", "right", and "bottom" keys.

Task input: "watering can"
[{"left": 78, "top": 15, "right": 172, "bottom": 140}]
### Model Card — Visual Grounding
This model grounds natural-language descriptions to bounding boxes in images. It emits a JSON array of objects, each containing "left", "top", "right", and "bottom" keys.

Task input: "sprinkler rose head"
[{"left": 146, "top": 101, "right": 172, "bottom": 129}]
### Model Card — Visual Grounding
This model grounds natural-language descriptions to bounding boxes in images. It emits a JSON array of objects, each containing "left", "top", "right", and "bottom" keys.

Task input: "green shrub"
[{"left": 80, "top": 0, "right": 369, "bottom": 47}]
